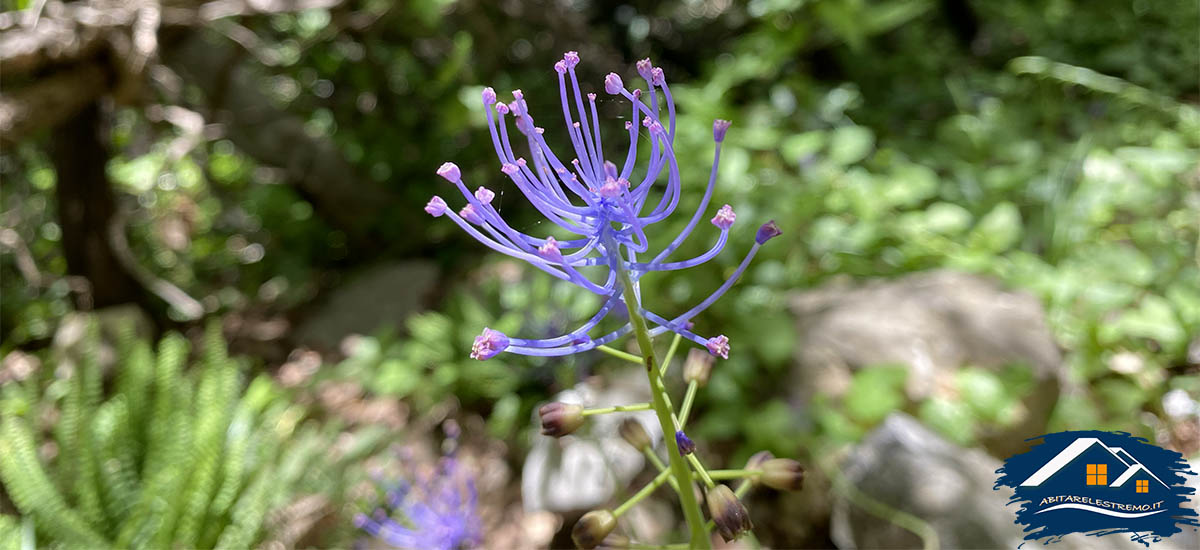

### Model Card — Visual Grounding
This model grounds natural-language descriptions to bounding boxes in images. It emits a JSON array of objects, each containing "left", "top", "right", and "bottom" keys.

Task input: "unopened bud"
[
  {"left": 619, "top": 418, "right": 652, "bottom": 450},
  {"left": 760, "top": 458, "right": 805, "bottom": 491},
  {"left": 675, "top": 430, "right": 696, "bottom": 455},
  {"left": 598, "top": 532, "right": 630, "bottom": 549},
  {"left": 706, "top": 484, "right": 753, "bottom": 542},
  {"left": 572, "top": 509, "right": 617, "bottom": 549},
  {"left": 682, "top": 348, "right": 714, "bottom": 386},
  {"left": 539, "top": 402, "right": 585, "bottom": 437}
]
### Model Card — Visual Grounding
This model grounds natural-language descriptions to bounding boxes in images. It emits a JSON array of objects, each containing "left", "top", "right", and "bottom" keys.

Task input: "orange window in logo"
[
  {"left": 1136, "top": 480, "right": 1149, "bottom": 493},
  {"left": 1086, "top": 464, "right": 1108, "bottom": 485}
]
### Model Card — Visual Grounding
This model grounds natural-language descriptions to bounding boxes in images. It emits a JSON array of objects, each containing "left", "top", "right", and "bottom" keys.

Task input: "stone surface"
[
  {"left": 790, "top": 269, "right": 1064, "bottom": 456},
  {"left": 293, "top": 261, "right": 439, "bottom": 352},
  {"left": 830, "top": 413, "right": 1197, "bottom": 550},
  {"left": 521, "top": 371, "right": 662, "bottom": 513}
]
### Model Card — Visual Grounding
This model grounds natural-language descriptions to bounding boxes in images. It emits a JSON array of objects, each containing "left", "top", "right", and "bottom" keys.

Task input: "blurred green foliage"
[
  {"left": 1, "top": 0, "right": 1197, "bottom": 470},
  {"left": 0, "top": 320, "right": 386, "bottom": 549}
]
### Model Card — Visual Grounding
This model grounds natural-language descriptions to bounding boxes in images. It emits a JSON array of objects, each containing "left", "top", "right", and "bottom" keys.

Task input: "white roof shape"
[
  {"left": 1109, "top": 463, "right": 1169, "bottom": 489},
  {"left": 1020, "top": 437, "right": 1128, "bottom": 487}
]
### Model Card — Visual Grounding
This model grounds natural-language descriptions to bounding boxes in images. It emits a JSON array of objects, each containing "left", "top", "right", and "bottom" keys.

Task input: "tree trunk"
[{"left": 51, "top": 101, "right": 144, "bottom": 310}]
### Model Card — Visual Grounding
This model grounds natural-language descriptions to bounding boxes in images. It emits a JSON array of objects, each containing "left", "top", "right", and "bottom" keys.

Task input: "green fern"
[{"left": 0, "top": 316, "right": 382, "bottom": 549}]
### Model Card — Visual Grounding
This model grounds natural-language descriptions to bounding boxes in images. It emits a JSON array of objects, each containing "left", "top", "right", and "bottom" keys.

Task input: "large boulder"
[
  {"left": 790, "top": 270, "right": 1063, "bottom": 456},
  {"left": 831, "top": 414, "right": 1197, "bottom": 550}
]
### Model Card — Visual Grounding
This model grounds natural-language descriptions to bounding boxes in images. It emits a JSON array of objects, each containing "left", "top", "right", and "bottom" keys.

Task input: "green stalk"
[
  {"left": 614, "top": 468, "right": 672, "bottom": 517},
  {"left": 582, "top": 403, "right": 652, "bottom": 416},
  {"left": 678, "top": 381, "right": 700, "bottom": 427},
  {"left": 615, "top": 264, "right": 710, "bottom": 549}
]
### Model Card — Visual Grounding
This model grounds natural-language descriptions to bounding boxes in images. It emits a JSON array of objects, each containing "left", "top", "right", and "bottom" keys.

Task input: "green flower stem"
[
  {"left": 614, "top": 468, "right": 672, "bottom": 518},
  {"left": 659, "top": 333, "right": 684, "bottom": 377},
  {"left": 677, "top": 381, "right": 699, "bottom": 427},
  {"left": 685, "top": 454, "right": 715, "bottom": 488},
  {"left": 581, "top": 403, "right": 652, "bottom": 416},
  {"left": 597, "top": 345, "right": 645, "bottom": 365},
  {"left": 614, "top": 262, "right": 710, "bottom": 550},
  {"left": 707, "top": 469, "right": 762, "bottom": 481},
  {"left": 643, "top": 448, "right": 681, "bottom": 493}
]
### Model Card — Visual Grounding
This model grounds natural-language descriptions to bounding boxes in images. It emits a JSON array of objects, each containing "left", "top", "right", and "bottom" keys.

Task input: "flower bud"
[
  {"left": 682, "top": 348, "right": 714, "bottom": 386},
  {"left": 705, "top": 335, "right": 730, "bottom": 359},
  {"left": 424, "top": 196, "right": 447, "bottom": 217},
  {"left": 745, "top": 450, "right": 775, "bottom": 471},
  {"left": 572, "top": 509, "right": 617, "bottom": 549},
  {"left": 760, "top": 458, "right": 805, "bottom": 491},
  {"left": 675, "top": 430, "right": 696, "bottom": 455},
  {"left": 539, "top": 402, "right": 584, "bottom": 437},
  {"left": 755, "top": 220, "right": 782, "bottom": 244},
  {"left": 470, "top": 327, "right": 508, "bottom": 360},
  {"left": 436, "top": 162, "right": 461, "bottom": 182},
  {"left": 604, "top": 73, "right": 624, "bottom": 95},
  {"left": 710, "top": 204, "right": 736, "bottom": 230},
  {"left": 618, "top": 418, "right": 652, "bottom": 450},
  {"left": 713, "top": 119, "right": 732, "bottom": 142},
  {"left": 706, "top": 484, "right": 752, "bottom": 542}
]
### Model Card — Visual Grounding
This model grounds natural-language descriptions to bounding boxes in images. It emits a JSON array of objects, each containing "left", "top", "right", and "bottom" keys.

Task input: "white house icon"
[{"left": 1020, "top": 437, "right": 1169, "bottom": 489}]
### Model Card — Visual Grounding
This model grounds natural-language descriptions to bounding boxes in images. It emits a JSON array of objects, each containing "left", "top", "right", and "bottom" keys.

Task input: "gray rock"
[
  {"left": 831, "top": 414, "right": 1198, "bottom": 550},
  {"left": 790, "top": 270, "right": 1063, "bottom": 456},
  {"left": 294, "top": 261, "right": 439, "bottom": 351}
]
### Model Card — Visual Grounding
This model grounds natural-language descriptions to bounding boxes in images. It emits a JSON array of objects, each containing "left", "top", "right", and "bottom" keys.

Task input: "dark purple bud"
[
  {"left": 538, "top": 402, "right": 585, "bottom": 437},
  {"left": 682, "top": 348, "right": 714, "bottom": 386},
  {"left": 706, "top": 484, "right": 753, "bottom": 542},
  {"left": 604, "top": 73, "right": 624, "bottom": 95},
  {"left": 469, "top": 327, "right": 508, "bottom": 360},
  {"left": 675, "top": 430, "right": 696, "bottom": 455},
  {"left": 755, "top": 220, "right": 782, "bottom": 244},
  {"left": 713, "top": 119, "right": 732, "bottom": 142},
  {"left": 760, "top": 458, "right": 806, "bottom": 491},
  {"left": 572, "top": 509, "right": 616, "bottom": 549},
  {"left": 745, "top": 450, "right": 776, "bottom": 472},
  {"left": 619, "top": 418, "right": 652, "bottom": 450},
  {"left": 706, "top": 335, "right": 730, "bottom": 359}
]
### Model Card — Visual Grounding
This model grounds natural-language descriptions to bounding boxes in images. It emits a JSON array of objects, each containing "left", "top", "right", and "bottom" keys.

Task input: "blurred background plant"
[{"left": 1, "top": 0, "right": 1197, "bottom": 547}]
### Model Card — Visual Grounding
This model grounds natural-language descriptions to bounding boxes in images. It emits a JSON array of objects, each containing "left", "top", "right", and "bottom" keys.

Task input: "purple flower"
[
  {"left": 675, "top": 430, "right": 696, "bottom": 455},
  {"left": 428, "top": 52, "right": 781, "bottom": 360},
  {"left": 355, "top": 455, "right": 481, "bottom": 550}
]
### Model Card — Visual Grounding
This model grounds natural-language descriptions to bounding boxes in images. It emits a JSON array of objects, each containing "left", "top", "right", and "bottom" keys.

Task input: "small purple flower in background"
[
  {"left": 429, "top": 51, "right": 780, "bottom": 361},
  {"left": 355, "top": 434, "right": 482, "bottom": 550}
]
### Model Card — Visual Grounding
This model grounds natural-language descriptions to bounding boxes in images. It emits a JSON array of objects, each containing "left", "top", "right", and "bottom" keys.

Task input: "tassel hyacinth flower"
[
  {"left": 428, "top": 51, "right": 780, "bottom": 362},
  {"left": 426, "top": 51, "right": 795, "bottom": 549}
]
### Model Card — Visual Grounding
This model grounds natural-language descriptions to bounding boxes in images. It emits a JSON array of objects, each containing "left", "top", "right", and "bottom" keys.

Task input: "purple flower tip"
[
  {"left": 482, "top": 87, "right": 496, "bottom": 105},
  {"left": 436, "top": 162, "right": 460, "bottom": 182},
  {"left": 632, "top": 88, "right": 642, "bottom": 99},
  {"left": 624, "top": 121, "right": 633, "bottom": 130},
  {"left": 512, "top": 89, "right": 524, "bottom": 100},
  {"left": 563, "top": 51, "right": 580, "bottom": 68},
  {"left": 496, "top": 102, "right": 510, "bottom": 115},
  {"left": 711, "top": 204, "right": 736, "bottom": 229},
  {"left": 501, "top": 163, "right": 519, "bottom": 176},
  {"left": 474, "top": 187, "right": 495, "bottom": 205},
  {"left": 646, "top": 120, "right": 666, "bottom": 136},
  {"left": 471, "top": 328, "right": 509, "bottom": 360},
  {"left": 460, "top": 204, "right": 484, "bottom": 225},
  {"left": 676, "top": 430, "right": 696, "bottom": 455},
  {"left": 604, "top": 73, "right": 623, "bottom": 95},
  {"left": 650, "top": 67, "right": 665, "bottom": 86},
  {"left": 598, "top": 177, "right": 629, "bottom": 198},
  {"left": 554, "top": 60, "right": 567, "bottom": 74},
  {"left": 587, "top": 92, "right": 597, "bottom": 101},
  {"left": 706, "top": 335, "right": 730, "bottom": 359},
  {"left": 713, "top": 119, "right": 732, "bottom": 142},
  {"left": 424, "top": 196, "right": 447, "bottom": 217},
  {"left": 755, "top": 220, "right": 782, "bottom": 244},
  {"left": 538, "top": 236, "right": 563, "bottom": 261},
  {"left": 353, "top": 513, "right": 369, "bottom": 528},
  {"left": 636, "top": 58, "right": 654, "bottom": 80}
]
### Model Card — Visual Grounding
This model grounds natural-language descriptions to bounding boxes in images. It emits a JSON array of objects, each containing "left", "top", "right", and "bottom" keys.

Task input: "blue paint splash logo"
[{"left": 995, "top": 430, "right": 1198, "bottom": 545}]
